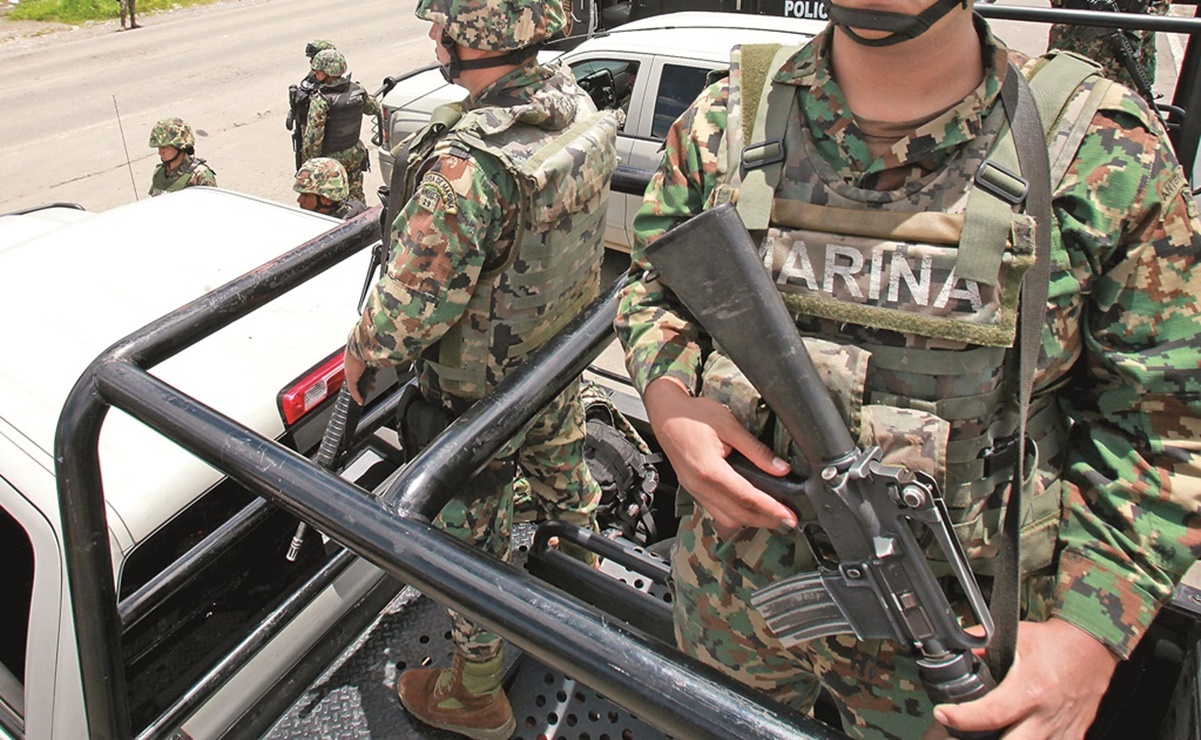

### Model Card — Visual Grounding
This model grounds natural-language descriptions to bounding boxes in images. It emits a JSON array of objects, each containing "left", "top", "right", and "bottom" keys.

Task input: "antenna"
[{"left": 112, "top": 95, "right": 139, "bottom": 201}]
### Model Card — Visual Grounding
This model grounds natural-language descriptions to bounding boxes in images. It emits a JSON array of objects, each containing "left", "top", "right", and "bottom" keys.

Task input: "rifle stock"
[{"left": 644, "top": 203, "right": 997, "bottom": 715}]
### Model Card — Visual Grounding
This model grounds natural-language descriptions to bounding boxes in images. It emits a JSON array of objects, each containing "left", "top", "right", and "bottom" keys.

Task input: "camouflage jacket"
[
  {"left": 348, "top": 60, "right": 616, "bottom": 400},
  {"left": 615, "top": 23, "right": 1201, "bottom": 658}
]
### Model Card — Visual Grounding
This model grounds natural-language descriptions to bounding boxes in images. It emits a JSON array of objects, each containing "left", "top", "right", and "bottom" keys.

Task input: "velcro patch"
[{"left": 415, "top": 172, "right": 458, "bottom": 214}]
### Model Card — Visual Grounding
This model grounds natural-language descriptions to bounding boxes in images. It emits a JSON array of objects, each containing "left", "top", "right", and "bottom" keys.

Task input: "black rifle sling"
[
  {"left": 987, "top": 62, "right": 1053, "bottom": 682},
  {"left": 382, "top": 138, "right": 413, "bottom": 246}
]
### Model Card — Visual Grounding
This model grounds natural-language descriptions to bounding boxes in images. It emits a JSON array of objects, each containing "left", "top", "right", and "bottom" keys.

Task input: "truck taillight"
[
  {"left": 381, "top": 108, "right": 391, "bottom": 149},
  {"left": 279, "top": 351, "right": 345, "bottom": 426}
]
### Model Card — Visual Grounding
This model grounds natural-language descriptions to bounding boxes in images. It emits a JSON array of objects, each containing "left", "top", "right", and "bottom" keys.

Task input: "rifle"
[
  {"left": 287, "top": 77, "right": 318, "bottom": 172},
  {"left": 285, "top": 367, "right": 375, "bottom": 562},
  {"left": 644, "top": 203, "right": 996, "bottom": 713}
]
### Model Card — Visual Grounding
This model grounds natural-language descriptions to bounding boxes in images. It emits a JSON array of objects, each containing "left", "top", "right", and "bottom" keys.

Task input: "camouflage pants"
[
  {"left": 1048, "top": 0, "right": 1170, "bottom": 91},
  {"left": 670, "top": 506, "right": 1058, "bottom": 739},
  {"left": 324, "top": 143, "right": 369, "bottom": 202},
  {"left": 433, "top": 377, "right": 602, "bottom": 661}
]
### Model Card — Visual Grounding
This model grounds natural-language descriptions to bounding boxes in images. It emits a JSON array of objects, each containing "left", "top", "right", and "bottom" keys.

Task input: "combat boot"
[{"left": 397, "top": 651, "right": 515, "bottom": 740}]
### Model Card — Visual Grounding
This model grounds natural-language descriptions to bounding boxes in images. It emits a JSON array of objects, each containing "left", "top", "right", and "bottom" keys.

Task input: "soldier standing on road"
[
  {"left": 341, "top": 0, "right": 620, "bottom": 737},
  {"left": 1048, "top": 0, "right": 1169, "bottom": 93},
  {"left": 616, "top": 0, "right": 1201, "bottom": 735},
  {"left": 301, "top": 49, "right": 381, "bottom": 202},
  {"left": 293, "top": 157, "right": 366, "bottom": 219},
  {"left": 147, "top": 117, "right": 216, "bottom": 197},
  {"left": 119, "top": 0, "right": 140, "bottom": 30},
  {"left": 287, "top": 39, "right": 337, "bottom": 171}
]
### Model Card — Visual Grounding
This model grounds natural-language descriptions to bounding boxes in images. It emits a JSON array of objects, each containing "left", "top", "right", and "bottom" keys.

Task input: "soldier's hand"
[
  {"left": 343, "top": 349, "right": 371, "bottom": 405},
  {"left": 642, "top": 377, "right": 795, "bottom": 534},
  {"left": 934, "top": 618, "right": 1119, "bottom": 739}
]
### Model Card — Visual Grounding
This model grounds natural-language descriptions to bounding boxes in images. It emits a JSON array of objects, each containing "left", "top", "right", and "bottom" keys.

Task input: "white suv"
[{"left": 376, "top": 11, "right": 825, "bottom": 252}]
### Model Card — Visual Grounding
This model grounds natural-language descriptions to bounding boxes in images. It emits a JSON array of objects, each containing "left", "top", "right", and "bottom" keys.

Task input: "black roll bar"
[{"left": 54, "top": 209, "right": 841, "bottom": 739}]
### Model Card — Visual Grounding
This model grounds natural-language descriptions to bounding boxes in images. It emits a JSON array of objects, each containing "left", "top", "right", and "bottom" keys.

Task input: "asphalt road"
[
  {"left": 0, "top": 0, "right": 1188, "bottom": 215},
  {"left": 0, "top": 0, "right": 432, "bottom": 213}
]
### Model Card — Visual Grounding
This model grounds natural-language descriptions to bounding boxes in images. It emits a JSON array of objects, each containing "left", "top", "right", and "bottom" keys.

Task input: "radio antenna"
[{"left": 112, "top": 95, "right": 139, "bottom": 201}]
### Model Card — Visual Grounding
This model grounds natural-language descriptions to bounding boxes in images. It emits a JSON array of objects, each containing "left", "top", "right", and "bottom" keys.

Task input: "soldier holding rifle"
[{"left": 615, "top": 0, "right": 1201, "bottom": 735}]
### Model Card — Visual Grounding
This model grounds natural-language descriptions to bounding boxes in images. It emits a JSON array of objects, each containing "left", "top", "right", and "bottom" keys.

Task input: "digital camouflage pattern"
[
  {"left": 616, "top": 20, "right": 1201, "bottom": 735},
  {"left": 415, "top": 0, "right": 566, "bottom": 51},
  {"left": 293, "top": 157, "right": 350, "bottom": 201},
  {"left": 347, "top": 59, "right": 617, "bottom": 658},
  {"left": 148, "top": 117, "right": 195, "bottom": 149},
  {"left": 1049, "top": 0, "right": 1169, "bottom": 90},
  {"left": 311, "top": 49, "right": 348, "bottom": 78},
  {"left": 301, "top": 71, "right": 380, "bottom": 202}
]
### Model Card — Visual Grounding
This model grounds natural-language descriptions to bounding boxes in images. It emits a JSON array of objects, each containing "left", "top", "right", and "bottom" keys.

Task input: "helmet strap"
[
  {"left": 439, "top": 31, "right": 538, "bottom": 82},
  {"left": 827, "top": 0, "right": 967, "bottom": 47}
]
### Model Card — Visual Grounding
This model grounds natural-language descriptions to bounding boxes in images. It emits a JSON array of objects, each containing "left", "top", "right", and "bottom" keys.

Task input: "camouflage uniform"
[
  {"left": 1049, "top": 0, "right": 1169, "bottom": 90},
  {"left": 301, "top": 50, "right": 381, "bottom": 202},
  {"left": 616, "top": 19, "right": 1201, "bottom": 739},
  {"left": 293, "top": 157, "right": 366, "bottom": 219},
  {"left": 348, "top": 57, "right": 619, "bottom": 661},
  {"left": 147, "top": 117, "right": 217, "bottom": 197}
]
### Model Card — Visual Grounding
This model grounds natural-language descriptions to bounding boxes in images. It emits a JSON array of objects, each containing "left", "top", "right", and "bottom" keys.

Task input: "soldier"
[
  {"left": 341, "top": 0, "right": 620, "bottom": 736},
  {"left": 1049, "top": 0, "right": 1169, "bottom": 94},
  {"left": 147, "top": 117, "right": 217, "bottom": 197},
  {"left": 119, "top": 0, "right": 139, "bottom": 30},
  {"left": 615, "top": 0, "right": 1201, "bottom": 736},
  {"left": 293, "top": 157, "right": 366, "bottom": 219},
  {"left": 287, "top": 39, "right": 337, "bottom": 171},
  {"left": 301, "top": 49, "right": 381, "bottom": 202}
]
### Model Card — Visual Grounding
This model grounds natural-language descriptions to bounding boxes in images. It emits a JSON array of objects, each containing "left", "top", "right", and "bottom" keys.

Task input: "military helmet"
[
  {"left": 305, "top": 38, "right": 335, "bottom": 58},
  {"left": 311, "top": 49, "right": 348, "bottom": 77},
  {"left": 148, "top": 117, "right": 195, "bottom": 149},
  {"left": 415, "top": 0, "right": 566, "bottom": 52},
  {"left": 293, "top": 157, "right": 349, "bottom": 201}
]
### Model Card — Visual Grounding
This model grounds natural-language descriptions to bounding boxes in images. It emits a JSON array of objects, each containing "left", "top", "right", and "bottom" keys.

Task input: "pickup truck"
[{"left": 9, "top": 6, "right": 1201, "bottom": 739}]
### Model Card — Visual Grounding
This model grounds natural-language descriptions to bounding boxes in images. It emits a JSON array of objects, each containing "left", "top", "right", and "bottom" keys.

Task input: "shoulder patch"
[{"left": 415, "top": 172, "right": 458, "bottom": 214}]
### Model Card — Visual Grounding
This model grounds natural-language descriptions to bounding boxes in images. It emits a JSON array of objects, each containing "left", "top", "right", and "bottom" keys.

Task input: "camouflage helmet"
[
  {"left": 305, "top": 38, "right": 335, "bottom": 58},
  {"left": 148, "top": 117, "right": 195, "bottom": 149},
  {"left": 415, "top": 0, "right": 566, "bottom": 52},
  {"left": 293, "top": 157, "right": 349, "bottom": 201},
  {"left": 311, "top": 49, "right": 348, "bottom": 78}
]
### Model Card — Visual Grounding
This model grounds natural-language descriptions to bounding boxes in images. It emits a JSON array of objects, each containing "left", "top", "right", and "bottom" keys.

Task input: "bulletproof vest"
[
  {"left": 717, "top": 47, "right": 1113, "bottom": 576},
  {"left": 149, "top": 155, "right": 209, "bottom": 196},
  {"left": 317, "top": 78, "right": 368, "bottom": 154},
  {"left": 399, "top": 76, "right": 620, "bottom": 402}
]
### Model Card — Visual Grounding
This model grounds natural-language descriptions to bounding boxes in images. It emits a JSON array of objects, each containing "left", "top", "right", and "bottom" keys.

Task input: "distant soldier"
[
  {"left": 301, "top": 49, "right": 381, "bottom": 202},
  {"left": 1049, "top": 0, "right": 1169, "bottom": 95},
  {"left": 119, "top": 0, "right": 140, "bottom": 30},
  {"left": 147, "top": 117, "right": 217, "bottom": 197},
  {"left": 293, "top": 157, "right": 367, "bottom": 219},
  {"left": 287, "top": 39, "right": 337, "bottom": 171}
]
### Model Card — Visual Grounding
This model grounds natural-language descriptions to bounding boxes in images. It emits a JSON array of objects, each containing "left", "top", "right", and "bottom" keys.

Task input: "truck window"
[
  {"left": 571, "top": 58, "right": 641, "bottom": 123},
  {"left": 651, "top": 63, "right": 712, "bottom": 140},
  {"left": 0, "top": 506, "right": 31, "bottom": 727}
]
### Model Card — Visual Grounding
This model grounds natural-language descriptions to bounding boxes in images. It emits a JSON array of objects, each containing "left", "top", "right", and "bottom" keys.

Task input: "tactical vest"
[
  {"left": 399, "top": 74, "right": 621, "bottom": 403},
  {"left": 715, "top": 46, "right": 1115, "bottom": 577},
  {"left": 148, "top": 156, "right": 211, "bottom": 197},
  {"left": 317, "top": 79, "right": 368, "bottom": 154}
]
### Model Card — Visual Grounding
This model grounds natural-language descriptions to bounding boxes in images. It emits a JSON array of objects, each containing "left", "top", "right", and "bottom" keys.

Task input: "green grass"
[{"left": 8, "top": 0, "right": 218, "bottom": 24}]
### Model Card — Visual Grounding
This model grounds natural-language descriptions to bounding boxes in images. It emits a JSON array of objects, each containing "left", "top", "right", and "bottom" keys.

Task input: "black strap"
[{"left": 986, "top": 62, "right": 1053, "bottom": 682}]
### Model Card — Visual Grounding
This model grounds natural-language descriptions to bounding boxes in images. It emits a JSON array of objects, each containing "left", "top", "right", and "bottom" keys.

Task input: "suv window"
[
  {"left": 651, "top": 63, "right": 712, "bottom": 139},
  {"left": 570, "top": 58, "right": 641, "bottom": 124},
  {"left": 0, "top": 505, "right": 31, "bottom": 730}
]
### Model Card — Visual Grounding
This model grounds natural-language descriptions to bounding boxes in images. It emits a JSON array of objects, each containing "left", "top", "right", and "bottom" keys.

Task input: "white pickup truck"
[{"left": 0, "top": 189, "right": 402, "bottom": 739}]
